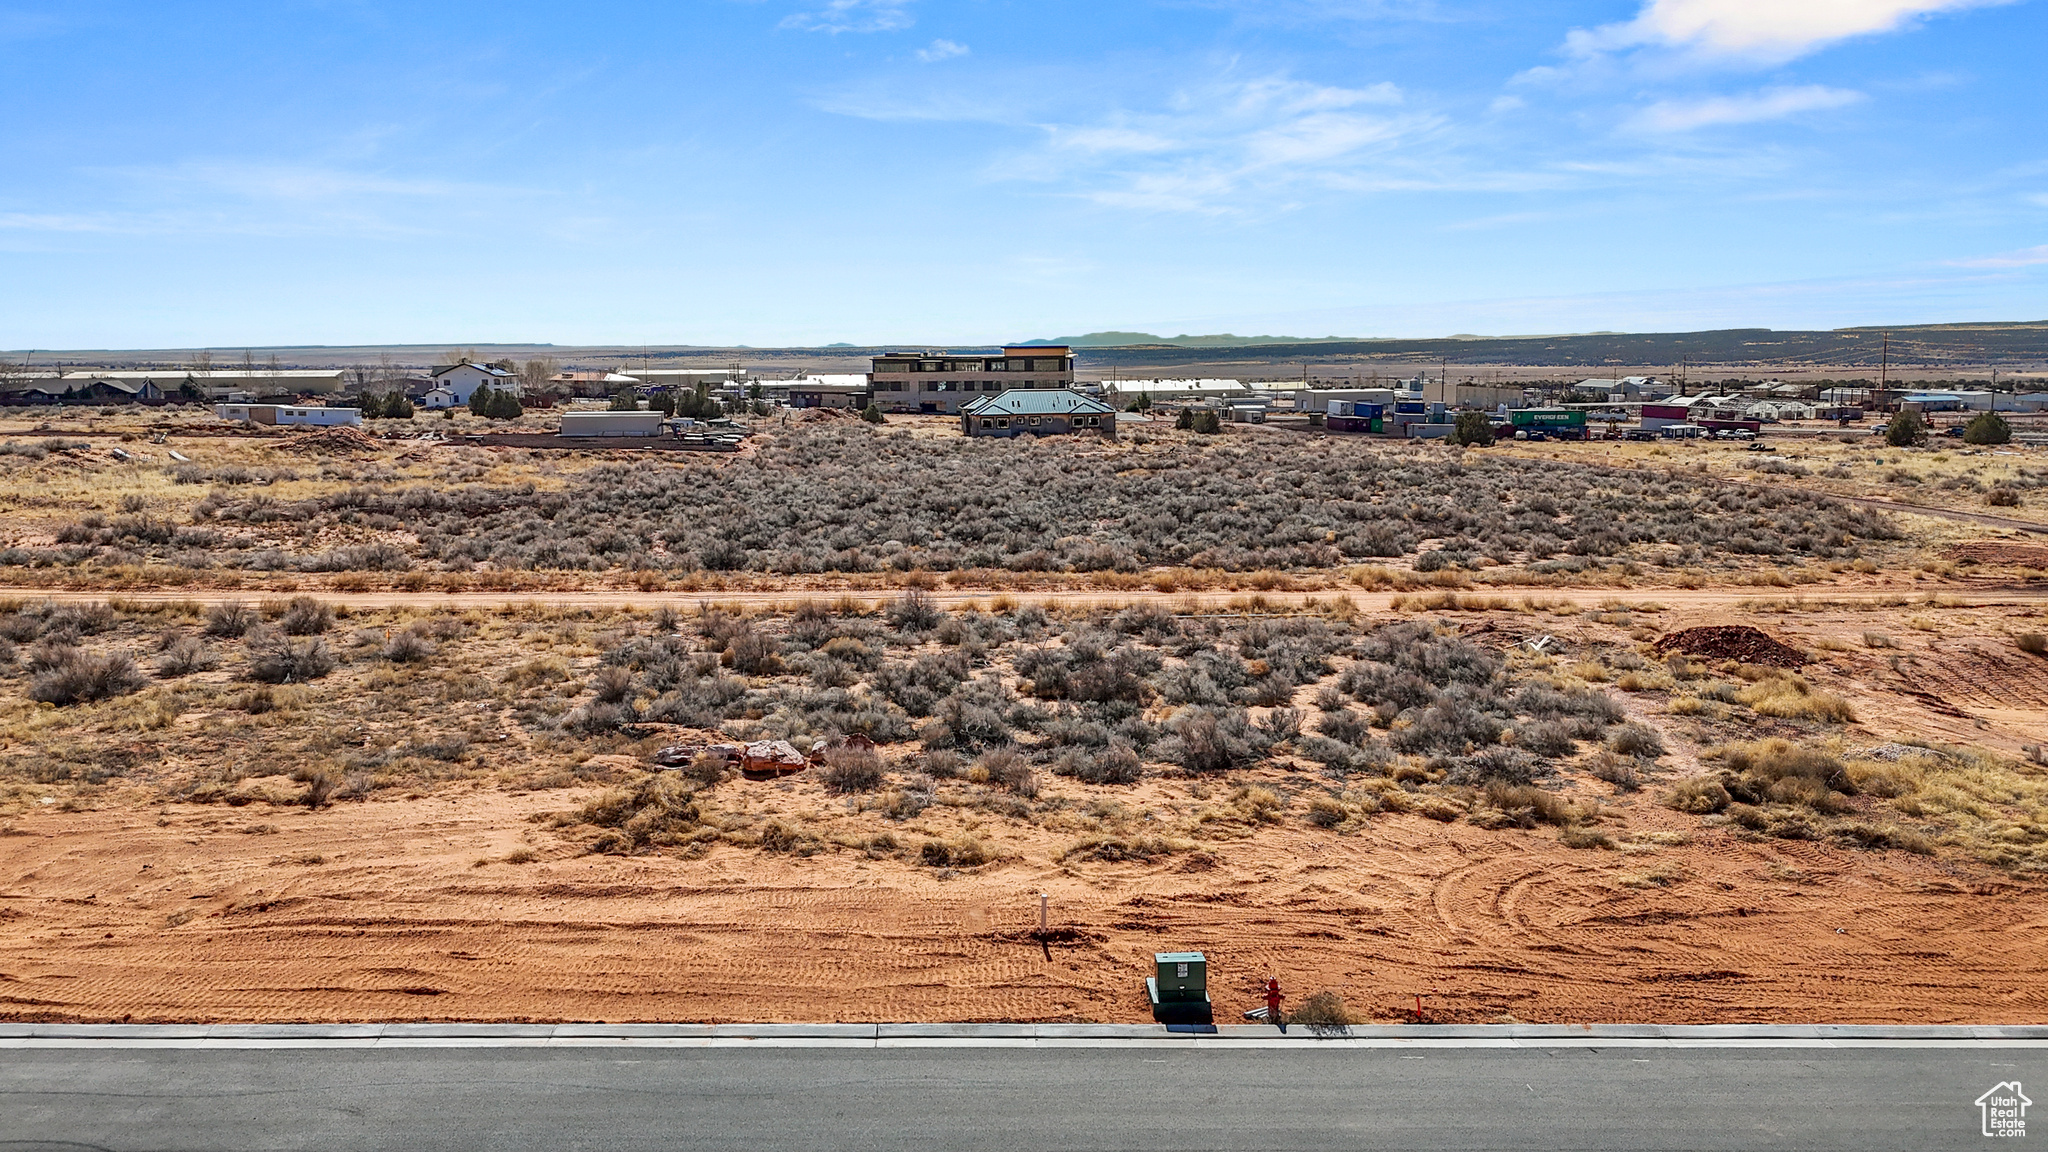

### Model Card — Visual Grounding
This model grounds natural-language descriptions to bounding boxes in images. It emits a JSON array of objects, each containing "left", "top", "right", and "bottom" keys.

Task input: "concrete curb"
[{"left": 1, "top": 1023, "right": 2044, "bottom": 1049}]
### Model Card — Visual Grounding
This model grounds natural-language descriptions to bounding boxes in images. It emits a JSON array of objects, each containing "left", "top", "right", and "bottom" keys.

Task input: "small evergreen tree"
[
  {"left": 1963, "top": 411, "right": 2012, "bottom": 445},
  {"left": 1886, "top": 409, "right": 1927, "bottom": 447},
  {"left": 861, "top": 403, "right": 885, "bottom": 424},
  {"left": 609, "top": 387, "right": 639, "bottom": 411},
  {"left": 381, "top": 391, "right": 414, "bottom": 419},
  {"left": 1450, "top": 410, "right": 1496, "bottom": 447},
  {"left": 1175, "top": 407, "right": 1194, "bottom": 430},
  {"left": 485, "top": 388, "right": 522, "bottom": 420}
]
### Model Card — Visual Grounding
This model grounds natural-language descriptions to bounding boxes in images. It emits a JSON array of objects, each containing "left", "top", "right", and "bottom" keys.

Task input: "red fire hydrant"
[{"left": 1264, "top": 978, "right": 1284, "bottom": 1032}]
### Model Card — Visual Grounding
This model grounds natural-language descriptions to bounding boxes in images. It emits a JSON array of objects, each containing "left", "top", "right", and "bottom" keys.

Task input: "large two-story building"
[{"left": 869, "top": 346, "right": 1075, "bottom": 414}]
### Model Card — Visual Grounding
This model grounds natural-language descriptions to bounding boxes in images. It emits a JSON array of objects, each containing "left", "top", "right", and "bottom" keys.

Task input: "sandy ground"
[{"left": 4, "top": 785, "right": 2043, "bottom": 1025}]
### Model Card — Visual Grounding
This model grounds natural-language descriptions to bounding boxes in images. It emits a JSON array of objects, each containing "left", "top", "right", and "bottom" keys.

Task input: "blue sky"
[{"left": 2, "top": 0, "right": 2045, "bottom": 348}]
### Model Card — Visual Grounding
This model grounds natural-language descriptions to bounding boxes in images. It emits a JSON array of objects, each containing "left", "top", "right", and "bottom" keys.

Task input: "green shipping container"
[{"left": 1509, "top": 409, "right": 1586, "bottom": 428}]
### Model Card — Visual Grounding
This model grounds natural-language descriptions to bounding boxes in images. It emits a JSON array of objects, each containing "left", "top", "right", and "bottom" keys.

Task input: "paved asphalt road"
[{"left": 1, "top": 1045, "right": 2036, "bottom": 1151}]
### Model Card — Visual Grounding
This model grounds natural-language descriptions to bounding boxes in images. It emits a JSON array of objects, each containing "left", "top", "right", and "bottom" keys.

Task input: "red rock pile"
[{"left": 1651, "top": 626, "right": 1807, "bottom": 668}]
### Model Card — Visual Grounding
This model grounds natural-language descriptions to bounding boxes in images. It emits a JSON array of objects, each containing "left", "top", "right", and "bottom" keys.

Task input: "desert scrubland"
[{"left": 1, "top": 405, "right": 2045, "bottom": 1024}]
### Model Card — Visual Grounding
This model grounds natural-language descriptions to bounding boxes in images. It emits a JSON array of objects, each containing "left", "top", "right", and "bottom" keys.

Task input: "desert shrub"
[
  {"left": 925, "top": 679, "right": 1018, "bottom": 751},
  {"left": 2019, "top": 633, "right": 2047, "bottom": 656},
  {"left": 1735, "top": 674, "right": 1856, "bottom": 723},
  {"left": 380, "top": 628, "right": 436, "bottom": 664},
  {"left": 1607, "top": 722, "right": 1666, "bottom": 758},
  {"left": 887, "top": 589, "right": 943, "bottom": 633},
  {"left": 1392, "top": 689, "right": 1507, "bottom": 755},
  {"left": 1516, "top": 720, "right": 1578, "bottom": 758},
  {"left": 1666, "top": 777, "right": 1730, "bottom": 814},
  {"left": 29, "top": 650, "right": 146, "bottom": 705},
  {"left": 920, "top": 749, "right": 964, "bottom": 779},
  {"left": 1717, "top": 738, "right": 1852, "bottom": 812},
  {"left": 1988, "top": 488, "right": 2021, "bottom": 507},
  {"left": 1258, "top": 706, "right": 1302, "bottom": 743},
  {"left": 1477, "top": 780, "right": 1581, "bottom": 826},
  {"left": 245, "top": 629, "right": 336, "bottom": 683},
  {"left": 1059, "top": 834, "right": 1184, "bottom": 862},
  {"left": 156, "top": 637, "right": 217, "bottom": 677},
  {"left": 722, "top": 625, "right": 784, "bottom": 675},
  {"left": 578, "top": 773, "right": 701, "bottom": 853},
  {"left": 204, "top": 602, "right": 254, "bottom": 638},
  {"left": 197, "top": 426, "right": 1885, "bottom": 578},
  {"left": 1833, "top": 822, "right": 1935, "bottom": 854},
  {"left": 1289, "top": 989, "right": 1354, "bottom": 1031},
  {"left": 872, "top": 650, "right": 970, "bottom": 716},
  {"left": 1052, "top": 742, "right": 1143, "bottom": 785},
  {"left": 1449, "top": 746, "right": 1537, "bottom": 786},
  {"left": 280, "top": 597, "right": 334, "bottom": 636},
  {"left": 1559, "top": 826, "right": 1617, "bottom": 849},
  {"left": 1316, "top": 707, "right": 1373, "bottom": 746},
  {"left": 1159, "top": 706, "right": 1272, "bottom": 774},
  {"left": 1305, "top": 795, "right": 1348, "bottom": 828},
  {"left": 592, "top": 664, "right": 635, "bottom": 704},
  {"left": 975, "top": 747, "right": 1038, "bottom": 795},
  {"left": 918, "top": 836, "right": 991, "bottom": 868},
  {"left": 1588, "top": 752, "right": 1641, "bottom": 791},
  {"left": 820, "top": 744, "right": 886, "bottom": 794}
]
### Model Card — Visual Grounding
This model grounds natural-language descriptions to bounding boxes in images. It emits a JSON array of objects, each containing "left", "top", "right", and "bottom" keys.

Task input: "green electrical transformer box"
[
  {"left": 1147, "top": 951, "right": 1213, "bottom": 1025},
  {"left": 1153, "top": 952, "right": 1207, "bottom": 1000}
]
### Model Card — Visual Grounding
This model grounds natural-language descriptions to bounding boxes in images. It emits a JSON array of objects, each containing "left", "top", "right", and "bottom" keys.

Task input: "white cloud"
[
  {"left": 1625, "top": 85, "right": 1865, "bottom": 132},
  {"left": 914, "top": 38, "right": 968, "bottom": 62},
  {"left": 1950, "top": 244, "right": 2048, "bottom": 268},
  {"left": 0, "top": 212, "right": 121, "bottom": 233},
  {"left": 823, "top": 70, "right": 1428, "bottom": 213},
  {"left": 1048, "top": 126, "right": 1179, "bottom": 155},
  {"left": 1570, "top": 0, "right": 2012, "bottom": 62},
  {"left": 780, "top": 0, "right": 913, "bottom": 34}
]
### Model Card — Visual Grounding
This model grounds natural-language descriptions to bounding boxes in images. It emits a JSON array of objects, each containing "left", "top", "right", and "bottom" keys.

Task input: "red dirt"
[{"left": 2, "top": 789, "right": 2045, "bottom": 1025}]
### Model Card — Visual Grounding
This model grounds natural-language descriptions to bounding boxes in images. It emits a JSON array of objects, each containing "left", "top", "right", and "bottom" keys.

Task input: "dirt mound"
[
  {"left": 275, "top": 426, "right": 380, "bottom": 456},
  {"left": 1652, "top": 625, "right": 1806, "bottom": 668}
]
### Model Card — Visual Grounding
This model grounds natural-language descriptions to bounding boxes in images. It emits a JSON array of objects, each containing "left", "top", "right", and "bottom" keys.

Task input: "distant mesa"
[{"left": 1017, "top": 332, "right": 1358, "bottom": 349}]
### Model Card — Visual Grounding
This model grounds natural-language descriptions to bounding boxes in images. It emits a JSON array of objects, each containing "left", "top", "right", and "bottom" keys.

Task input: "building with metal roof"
[{"left": 961, "top": 388, "right": 1116, "bottom": 438}]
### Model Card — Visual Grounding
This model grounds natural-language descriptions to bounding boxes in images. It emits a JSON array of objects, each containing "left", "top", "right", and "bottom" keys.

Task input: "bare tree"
[
  {"left": 518, "top": 356, "right": 559, "bottom": 397},
  {"left": 191, "top": 350, "right": 213, "bottom": 373}
]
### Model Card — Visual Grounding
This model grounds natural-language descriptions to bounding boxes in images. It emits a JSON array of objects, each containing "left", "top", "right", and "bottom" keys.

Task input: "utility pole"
[{"left": 1880, "top": 332, "right": 1891, "bottom": 408}]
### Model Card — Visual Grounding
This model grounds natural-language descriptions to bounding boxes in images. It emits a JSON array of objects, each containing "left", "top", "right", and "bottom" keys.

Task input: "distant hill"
[
  {"left": 1027, "top": 322, "right": 2048, "bottom": 369},
  {"left": 1018, "top": 332, "right": 1355, "bottom": 348}
]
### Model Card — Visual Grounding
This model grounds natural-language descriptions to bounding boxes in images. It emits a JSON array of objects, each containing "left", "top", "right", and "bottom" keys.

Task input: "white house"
[{"left": 425, "top": 362, "right": 516, "bottom": 409}]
